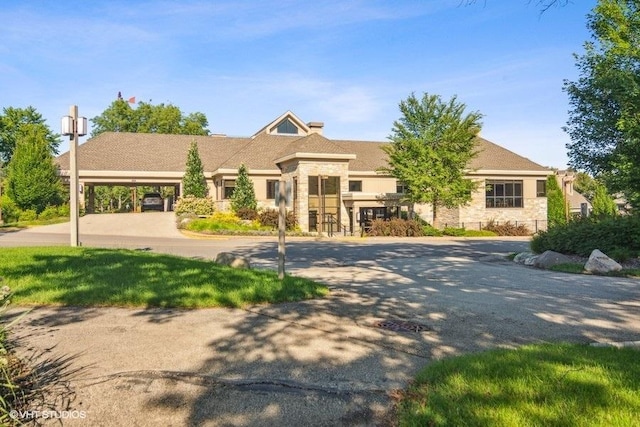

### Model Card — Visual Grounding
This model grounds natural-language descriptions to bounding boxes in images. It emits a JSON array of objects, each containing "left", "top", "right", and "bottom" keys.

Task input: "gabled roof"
[
  {"left": 251, "top": 111, "right": 310, "bottom": 137},
  {"left": 56, "top": 114, "right": 551, "bottom": 176}
]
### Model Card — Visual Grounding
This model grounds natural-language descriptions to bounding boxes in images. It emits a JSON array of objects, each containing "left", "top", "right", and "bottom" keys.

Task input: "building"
[{"left": 57, "top": 111, "right": 553, "bottom": 233}]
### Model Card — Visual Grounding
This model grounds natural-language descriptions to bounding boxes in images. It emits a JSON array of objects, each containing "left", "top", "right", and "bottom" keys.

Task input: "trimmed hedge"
[
  {"left": 367, "top": 218, "right": 424, "bottom": 237},
  {"left": 174, "top": 196, "right": 215, "bottom": 216},
  {"left": 530, "top": 215, "right": 640, "bottom": 260}
]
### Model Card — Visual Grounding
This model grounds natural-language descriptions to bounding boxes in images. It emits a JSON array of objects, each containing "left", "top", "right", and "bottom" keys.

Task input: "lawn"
[
  {"left": 0, "top": 247, "right": 328, "bottom": 308},
  {"left": 398, "top": 343, "right": 640, "bottom": 426}
]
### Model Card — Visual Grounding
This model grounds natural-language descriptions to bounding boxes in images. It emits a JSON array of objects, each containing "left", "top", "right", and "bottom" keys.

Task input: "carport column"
[{"left": 86, "top": 185, "right": 95, "bottom": 214}]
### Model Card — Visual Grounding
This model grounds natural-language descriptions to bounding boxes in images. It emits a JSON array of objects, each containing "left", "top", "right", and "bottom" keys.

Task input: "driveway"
[{"left": 3, "top": 217, "right": 640, "bottom": 426}]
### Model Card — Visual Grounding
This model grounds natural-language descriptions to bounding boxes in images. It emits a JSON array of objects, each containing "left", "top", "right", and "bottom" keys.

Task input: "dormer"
[{"left": 252, "top": 111, "right": 324, "bottom": 138}]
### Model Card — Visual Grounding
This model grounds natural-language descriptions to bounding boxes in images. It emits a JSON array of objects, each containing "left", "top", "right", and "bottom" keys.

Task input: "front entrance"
[{"left": 308, "top": 176, "right": 340, "bottom": 234}]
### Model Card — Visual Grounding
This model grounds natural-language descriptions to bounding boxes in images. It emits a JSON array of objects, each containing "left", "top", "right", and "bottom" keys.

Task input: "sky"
[{"left": 1, "top": 0, "right": 597, "bottom": 169}]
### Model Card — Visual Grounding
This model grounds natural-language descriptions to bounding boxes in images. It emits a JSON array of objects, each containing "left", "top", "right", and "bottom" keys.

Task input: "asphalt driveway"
[{"left": 3, "top": 215, "right": 640, "bottom": 426}]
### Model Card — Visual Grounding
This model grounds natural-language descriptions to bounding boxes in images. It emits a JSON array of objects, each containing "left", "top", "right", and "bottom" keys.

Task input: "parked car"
[{"left": 141, "top": 192, "right": 164, "bottom": 212}]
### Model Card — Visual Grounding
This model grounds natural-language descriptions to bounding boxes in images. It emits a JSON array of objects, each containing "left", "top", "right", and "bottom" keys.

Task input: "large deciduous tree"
[
  {"left": 380, "top": 93, "right": 482, "bottom": 228},
  {"left": 6, "top": 125, "right": 63, "bottom": 213},
  {"left": 230, "top": 164, "right": 257, "bottom": 213},
  {"left": 564, "top": 0, "right": 640, "bottom": 208},
  {"left": 182, "top": 140, "right": 207, "bottom": 198},
  {"left": 91, "top": 99, "right": 210, "bottom": 137},
  {"left": 0, "top": 106, "right": 60, "bottom": 164}
]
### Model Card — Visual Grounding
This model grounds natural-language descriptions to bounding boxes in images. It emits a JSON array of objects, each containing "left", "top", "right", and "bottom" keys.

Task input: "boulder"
[
  {"left": 215, "top": 252, "right": 251, "bottom": 269},
  {"left": 584, "top": 249, "right": 622, "bottom": 274},
  {"left": 533, "top": 250, "right": 574, "bottom": 269},
  {"left": 513, "top": 252, "right": 538, "bottom": 265}
]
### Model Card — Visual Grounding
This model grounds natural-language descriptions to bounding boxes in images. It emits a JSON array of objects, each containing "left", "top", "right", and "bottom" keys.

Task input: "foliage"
[
  {"left": 174, "top": 196, "right": 214, "bottom": 216},
  {"left": 18, "top": 209, "right": 37, "bottom": 221},
  {"left": 366, "top": 218, "right": 424, "bottom": 237},
  {"left": 182, "top": 140, "right": 207, "bottom": 198},
  {"left": 258, "top": 209, "right": 297, "bottom": 230},
  {"left": 573, "top": 171, "right": 598, "bottom": 201},
  {"left": 5, "top": 126, "right": 63, "bottom": 214},
  {"left": 0, "top": 106, "right": 60, "bottom": 164},
  {"left": 230, "top": 164, "right": 257, "bottom": 212},
  {"left": 422, "top": 224, "right": 444, "bottom": 236},
  {"left": 0, "top": 247, "right": 328, "bottom": 308},
  {"left": 482, "top": 220, "right": 531, "bottom": 236},
  {"left": 37, "top": 205, "right": 61, "bottom": 220},
  {"left": 380, "top": 92, "right": 482, "bottom": 228},
  {"left": 91, "top": 99, "right": 209, "bottom": 137},
  {"left": 235, "top": 207, "right": 258, "bottom": 220},
  {"left": 442, "top": 227, "right": 466, "bottom": 237},
  {"left": 462, "top": 229, "right": 498, "bottom": 237},
  {"left": 0, "top": 194, "right": 19, "bottom": 223},
  {"left": 591, "top": 183, "right": 618, "bottom": 218},
  {"left": 564, "top": 0, "right": 640, "bottom": 208},
  {"left": 531, "top": 215, "right": 640, "bottom": 259},
  {"left": 546, "top": 175, "right": 566, "bottom": 227},
  {"left": 398, "top": 343, "right": 640, "bottom": 426}
]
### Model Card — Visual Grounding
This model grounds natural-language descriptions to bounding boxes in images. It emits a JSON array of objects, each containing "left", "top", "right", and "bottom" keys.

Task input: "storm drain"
[{"left": 372, "top": 319, "right": 431, "bottom": 333}]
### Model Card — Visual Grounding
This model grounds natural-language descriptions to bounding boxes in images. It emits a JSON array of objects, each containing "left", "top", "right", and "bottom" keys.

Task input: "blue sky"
[{"left": 1, "top": 0, "right": 596, "bottom": 168}]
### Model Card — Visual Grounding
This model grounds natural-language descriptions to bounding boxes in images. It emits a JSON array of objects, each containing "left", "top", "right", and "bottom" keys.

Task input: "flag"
[{"left": 128, "top": 97, "right": 136, "bottom": 104}]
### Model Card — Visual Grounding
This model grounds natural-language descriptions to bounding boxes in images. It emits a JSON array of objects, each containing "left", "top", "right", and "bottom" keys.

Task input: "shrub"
[
  {"left": 423, "top": 224, "right": 443, "bottom": 236},
  {"left": 258, "top": 209, "right": 296, "bottom": 230},
  {"left": 174, "top": 196, "right": 215, "bottom": 216},
  {"left": 531, "top": 215, "right": 640, "bottom": 258},
  {"left": 483, "top": 220, "right": 531, "bottom": 236},
  {"left": 37, "top": 205, "right": 61, "bottom": 220},
  {"left": 443, "top": 227, "right": 466, "bottom": 237},
  {"left": 18, "top": 209, "right": 37, "bottom": 222},
  {"left": 0, "top": 195, "right": 20, "bottom": 223},
  {"left": 57, "top": 204, "right": 70, "bottom": 217},
  {"left": 367, "top": 218, "right": 425, "bottom": 237},
  {"left": 235, "top": 207, "right": 258, "bottom": 220}
]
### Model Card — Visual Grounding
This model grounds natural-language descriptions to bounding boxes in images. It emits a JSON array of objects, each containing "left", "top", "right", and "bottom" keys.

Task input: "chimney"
[{"left": 307, "top": 121, "right": 324, "bottom": 135}]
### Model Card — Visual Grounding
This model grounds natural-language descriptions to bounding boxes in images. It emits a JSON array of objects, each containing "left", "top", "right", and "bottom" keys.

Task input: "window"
[
  {"left": 486, "top": 180, "right": 523, "bottom": 208},
  {"left": 266, "top": 180, "right": 278, "bottom": 199},
  {"left": 348, "top": 180, "right": 362, "bottom": 192},
  {"left": 223, "top": 180, "right": 235, "bottom": 199},
  {"left": 396, "top": 181, "right": 408, "bottom": 194},
  {"left": 276, "top": 119, "right": 298, "bottom": 135},
  {"left": 536, "top": 180, "right": 547, "bottom": 197}
]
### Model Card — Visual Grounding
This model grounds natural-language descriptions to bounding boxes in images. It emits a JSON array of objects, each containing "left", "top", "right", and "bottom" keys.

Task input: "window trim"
[
  {"left": 536, "top": 179, "right": 547, "bottom": 197},
  {"left": 348, "top": 180, "right": 362, "bottom": 192},
  {"left": 486, "top": 180, "right": 523, "bottom": 208},
  {"left": 266, "top": 180, "right": 278, "bottom": 200},
  {"left": 223, "top": 180, "right": 236, "bottom": 199}
]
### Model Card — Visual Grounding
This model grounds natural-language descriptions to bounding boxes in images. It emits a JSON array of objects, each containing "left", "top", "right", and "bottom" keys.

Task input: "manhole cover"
[{"left": 372, "top": 319, "right": 430, "bottom": 333}]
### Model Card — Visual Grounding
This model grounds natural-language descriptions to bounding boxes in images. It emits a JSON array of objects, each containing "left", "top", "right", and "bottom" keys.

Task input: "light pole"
[{"left": 61, "top": 106, "right": 87, "bottom": 247}]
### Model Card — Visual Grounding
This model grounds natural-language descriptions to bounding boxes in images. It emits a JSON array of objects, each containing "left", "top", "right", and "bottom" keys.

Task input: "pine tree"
[
  {"left": 182, "top": 140, "right": 207, "bottom": 197},
  {"left": 591, "top": 184, "right": 618, "bottom": 219},
  {"left": 230, "top": 164, "right": 257, "bottom": 212},
  {"left": 6, "top": 125, "right": 63, "bottom": 213},
  {"left": 546, "top": 175, "right": 566, "bottom": 228}
]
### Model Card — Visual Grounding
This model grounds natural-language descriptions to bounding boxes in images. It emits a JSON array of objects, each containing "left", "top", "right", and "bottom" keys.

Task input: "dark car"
[{"left": 141, "top": 192, "right": 164, "bottom": 212}]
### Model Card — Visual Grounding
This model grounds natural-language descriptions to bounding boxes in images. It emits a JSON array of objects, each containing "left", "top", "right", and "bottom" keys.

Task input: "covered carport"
[{"left": 58, "top": 170, "right": 184, "bottom": 213}]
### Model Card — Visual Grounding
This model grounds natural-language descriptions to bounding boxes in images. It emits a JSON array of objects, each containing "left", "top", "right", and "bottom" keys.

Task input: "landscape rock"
[
  {"left": 215, "top": 252, "right": 251, "bottom": 269},
  {"left": 533, "top": 250, "right": 574, "bottom": 269},
  {"left": 584, "top": 249, "right": 622, "bottom": 274},
  {"left": 513, "top": 252, "right": 538, "bottom": 266}
]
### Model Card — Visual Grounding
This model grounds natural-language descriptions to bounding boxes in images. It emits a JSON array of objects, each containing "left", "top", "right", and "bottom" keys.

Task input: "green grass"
[
  {"left": 398, "top": 343, "right": 640, "bottom": 427},
  {"left": 0, "top": 247, "right": 328, "bottom": 308},
  {"left": 548, "top": 263, "right": 640, "bottom": 278}
]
